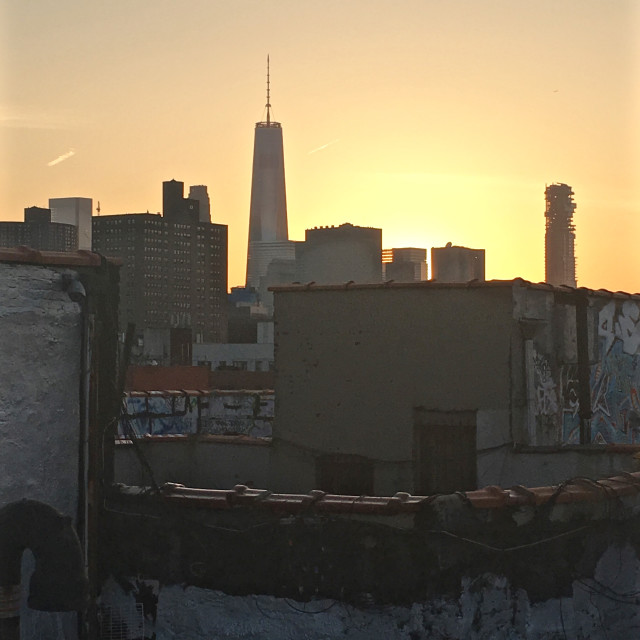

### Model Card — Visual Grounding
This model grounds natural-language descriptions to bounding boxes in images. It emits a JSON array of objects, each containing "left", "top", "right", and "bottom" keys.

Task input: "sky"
[{"left": 1, "top": 0, "right": 639, "bottom": 291}]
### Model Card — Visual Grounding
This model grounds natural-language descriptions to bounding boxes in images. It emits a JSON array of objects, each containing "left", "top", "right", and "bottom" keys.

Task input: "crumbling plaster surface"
[
  {"left": 102, "top": 543, "right": 640, "bottom": 640},
  {"left": 0, "top": 263, "right": 81, "bottom": 512},
  {"left": 0, "top": 263, "right": 82, "bottom": 639}
]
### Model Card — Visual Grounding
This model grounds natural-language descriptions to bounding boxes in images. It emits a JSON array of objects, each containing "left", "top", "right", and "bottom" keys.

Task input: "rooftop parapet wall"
[{"left": 102, "top": 471, "right": 640, "bottom": 614}]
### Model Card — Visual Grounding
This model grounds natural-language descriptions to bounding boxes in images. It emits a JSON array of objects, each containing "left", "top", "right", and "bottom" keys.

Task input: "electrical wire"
[{"left": 283, "top": 598, "right": 338, "bottom": 614}]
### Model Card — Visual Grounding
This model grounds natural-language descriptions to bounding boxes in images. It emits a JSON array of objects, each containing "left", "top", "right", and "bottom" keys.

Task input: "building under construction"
[{"left": 544, "top": 182, "right": 576, "bottom": 287}]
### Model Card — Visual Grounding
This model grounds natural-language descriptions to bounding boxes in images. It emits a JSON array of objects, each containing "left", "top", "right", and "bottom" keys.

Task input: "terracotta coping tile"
[{"left": 110, "top": 471, "right": 640, "bottom": 515}]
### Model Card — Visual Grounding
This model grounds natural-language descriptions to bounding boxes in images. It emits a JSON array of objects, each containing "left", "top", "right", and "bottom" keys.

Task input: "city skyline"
[{"left": 1, "top": 1, "right": 638, "bottom": 291}]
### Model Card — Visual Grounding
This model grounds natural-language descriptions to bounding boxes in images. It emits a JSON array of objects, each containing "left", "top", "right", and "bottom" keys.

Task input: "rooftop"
[
  {"left": 271, "top": 277, "right": 640, "bottom": 299},
  {"left": 116, "top": 469, "right": 640, "bottom": 515},
  {"left": 0, "top": 246, "right": 122, "bottom": 267}
]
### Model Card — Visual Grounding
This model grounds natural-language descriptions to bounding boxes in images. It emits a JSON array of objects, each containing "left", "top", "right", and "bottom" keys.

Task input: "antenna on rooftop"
[
  {"left": 96, "top": 201, "right": 101, "bottom": 216},
  {"left": 266, "top": 55, "right": 271, "bottom": 126}
]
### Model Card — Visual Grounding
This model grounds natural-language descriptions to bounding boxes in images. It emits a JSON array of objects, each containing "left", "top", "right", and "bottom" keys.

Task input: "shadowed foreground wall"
[
  {"left": 99, "top": 477, "right": 640, "bottom": 639},
  {"left": 0, "top": 263, "right": 81, "bottom": 638}
]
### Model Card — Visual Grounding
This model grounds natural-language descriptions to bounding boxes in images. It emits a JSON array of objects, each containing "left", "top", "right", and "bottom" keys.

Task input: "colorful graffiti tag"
[
  {"left": 121, "top": 395, "right": 199, "bottom": 436},
  {"left": 562, "top": 300, "right": 640, "bottom": 444},
  {"left": 119, "top": 391, "right": 274, "bottom": 438}
]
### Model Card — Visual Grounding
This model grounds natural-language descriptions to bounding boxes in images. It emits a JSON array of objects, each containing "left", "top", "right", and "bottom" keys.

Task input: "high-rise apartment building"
[
  {"left": 0, "top": 206, "right": 78, "bottom": 252},
  {"left": 92, "top": 181, "right": 227, "bottom": 346},
  {"left": 246, "top": 58, "right": 295, "bottom": 288},
  {"left": 431, "top": 243, "right": 485, "bottom": 282},
  {"left": 49, "top": 197, "right": 93, "bottom": 249},
  {"left": 544, "top": 183, "right": 576, "bottom": 287}
]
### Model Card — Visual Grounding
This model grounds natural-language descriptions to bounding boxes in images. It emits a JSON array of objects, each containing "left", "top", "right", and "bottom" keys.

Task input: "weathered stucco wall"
[
  {"left": 0, "top": 263, "right": 81, "bottom": 513},
  {"left": 270, "top": 283, "right": 640, "bottom": 494},
  {"left": 0, "top": 263, "right": 82, "bottom": 638},
  {"left": 271, "top": 286, "right": 515, "bottom": 494}
]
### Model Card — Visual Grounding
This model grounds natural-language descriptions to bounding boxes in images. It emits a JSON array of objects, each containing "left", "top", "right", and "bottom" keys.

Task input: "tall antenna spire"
[{"left": 266, "top": 54, "right": 271, "bottom": 126}]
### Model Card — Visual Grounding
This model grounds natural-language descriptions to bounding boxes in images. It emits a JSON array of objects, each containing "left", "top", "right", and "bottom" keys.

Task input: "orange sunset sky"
[{"left": 1, "top": 1, "right": 639, "bottom": 291}]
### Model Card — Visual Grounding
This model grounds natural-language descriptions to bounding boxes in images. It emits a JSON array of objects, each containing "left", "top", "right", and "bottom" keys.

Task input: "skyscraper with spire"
[{"left": 245, "top": 57, "right": 295, "bottom": 289}]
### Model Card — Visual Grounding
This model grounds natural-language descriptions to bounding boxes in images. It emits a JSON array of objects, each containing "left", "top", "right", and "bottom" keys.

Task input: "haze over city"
[{"left": 2, "top": 0, "right": 638, "bottom": 291}]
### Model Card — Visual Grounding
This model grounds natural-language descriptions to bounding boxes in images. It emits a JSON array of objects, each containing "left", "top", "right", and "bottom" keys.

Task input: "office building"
[
  {"left": 49, "top": 197, "right": 93, "bottom": 249},
  {"left": 92, "top": 181, "right": 227, "bottom": 353},
  {"left": 246, "top": 58, "right": 294, "bottom": 288},
  {"left": 295, "top": 223, "right": 382, "bottom": 284},
  {"left": 431, "top": 243, "right": 485, "bottom": 282},
  {"left": 544, "top": 183, "right": 577, "bottom": 287},
  {"left": 0, "top": 206, "right": 78, "bottom": 251},
  {"left": 383, "top": 247, "right": 427, "bottom": 282},
  {"left": 188, "top": 185, "right": 211, "bottom": 223}
]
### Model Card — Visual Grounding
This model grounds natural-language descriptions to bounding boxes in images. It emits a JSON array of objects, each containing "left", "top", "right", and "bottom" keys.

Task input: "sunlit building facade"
[{"left": 49, "top": 197, "right": 93, "bottom": 250}]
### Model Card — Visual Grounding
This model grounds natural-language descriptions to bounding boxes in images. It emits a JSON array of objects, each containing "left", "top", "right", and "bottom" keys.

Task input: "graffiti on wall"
[
  {"left": 562, "top": 300, "right": 640, "bottom": 444},
  {"left": 122, "top": 395, "right": 199, "bottom": 436},
  {"left": 119, "top": 392, "right": 274, "bottom": 438},
  {"left": 533, "top": 352, "right": 559, "bottom": 418}
]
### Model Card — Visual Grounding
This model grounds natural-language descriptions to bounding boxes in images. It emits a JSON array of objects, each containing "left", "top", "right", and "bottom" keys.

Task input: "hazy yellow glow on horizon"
[{"left": 1, "top": 0, "right": 638, "bottom": 291}]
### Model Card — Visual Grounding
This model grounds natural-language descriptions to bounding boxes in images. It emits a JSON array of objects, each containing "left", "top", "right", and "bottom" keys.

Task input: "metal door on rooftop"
[{"left": 413, "top": 409, "right": 477, "bottom": 495}]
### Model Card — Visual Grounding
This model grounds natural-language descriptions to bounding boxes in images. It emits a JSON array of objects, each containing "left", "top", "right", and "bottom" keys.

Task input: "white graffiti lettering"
[
  {"left": 599, "top": 301, "right": 616, "bottom": 355},
  {"left": 533, "top": 352, "right": 559, "bottom": 416},
  {"left": 599, "top": 300, "right": 640, "bottom": 356},
  {"left": 616, "top": 301, "right": 640, "bottom": 355}
]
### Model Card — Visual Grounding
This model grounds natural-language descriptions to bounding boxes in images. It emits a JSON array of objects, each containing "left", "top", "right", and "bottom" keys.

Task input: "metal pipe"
[{"left": 0, "top": 500, "right": 88, "bottom": 639}]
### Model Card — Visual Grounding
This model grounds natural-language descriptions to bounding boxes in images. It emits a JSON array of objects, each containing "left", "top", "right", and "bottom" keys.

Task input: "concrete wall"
[
  {"left": 565, "top": 298, "right": 640, "bottom": 444},
  {"left": 0, "top": 263, "right": 82, "bottom": 638},
  {"left": 271, "top": 282, "right": 640, "bottom": 495},
  {"left": 516, "top": 289, "right": 640, "bottom": 446},
  {"left": 122, "top": 390, "right": 274, "bottom": 437},
  {"left": 271, "top": 285, "right": 515, "bottom": 494},
  {"left": 478, "top": 447, "right": 640, "bottom": 488},
  {"left": 114, "top": 437, "right": 270, "bottom": 489}
]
